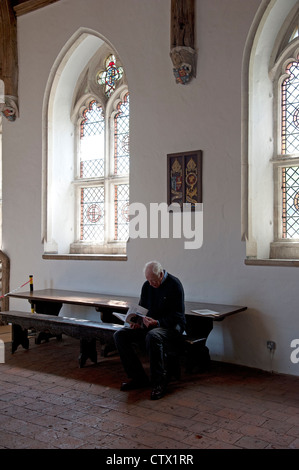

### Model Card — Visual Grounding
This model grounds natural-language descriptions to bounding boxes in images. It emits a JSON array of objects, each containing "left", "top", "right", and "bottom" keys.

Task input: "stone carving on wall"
[
  {"left": 0, "top": 95, "right": 18, "bottom": 121},
  {"left": 170, "top": 46, "right": 197, "bottom": 85}
]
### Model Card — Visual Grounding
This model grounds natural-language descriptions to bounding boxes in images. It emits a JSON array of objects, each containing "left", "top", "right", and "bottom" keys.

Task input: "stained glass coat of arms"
[{"left": 97, "top": 55, "right": 123, "bottom": 98}]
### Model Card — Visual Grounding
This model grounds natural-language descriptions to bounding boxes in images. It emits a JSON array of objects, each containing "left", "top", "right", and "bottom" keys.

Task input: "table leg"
[
  {"left": 185, "top": 339, "right": 211, "bottom": 373},
  {"left": 184, "top": 317, "right": 213, "bottom": 373},
  {"left": 11, "top": 324, "right": 29, "bottom": 353},
  {"left": 78, "top": 339, "right": 97, "bottom": 368}
]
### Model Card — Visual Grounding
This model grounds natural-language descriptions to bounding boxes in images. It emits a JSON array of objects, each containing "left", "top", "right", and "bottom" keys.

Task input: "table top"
[
  {"left": 9, "top": 289, "right": 135, "bottom": 310},
  {"left": 8, "top": 288, "right": 247, "bottom": 320}
]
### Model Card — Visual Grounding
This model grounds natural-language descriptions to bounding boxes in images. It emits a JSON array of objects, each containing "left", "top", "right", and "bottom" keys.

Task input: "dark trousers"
[{"left": 114, "top": 326, "right": 181, "bottom": 386}]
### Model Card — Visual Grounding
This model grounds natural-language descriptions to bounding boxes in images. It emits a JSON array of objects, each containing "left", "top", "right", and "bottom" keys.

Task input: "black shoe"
[
  {"left": 150, "top": 383, "right": 167, "bottom": 400},
  {"left": 120, "top": 378, "right": 149, "bottom": 391}
]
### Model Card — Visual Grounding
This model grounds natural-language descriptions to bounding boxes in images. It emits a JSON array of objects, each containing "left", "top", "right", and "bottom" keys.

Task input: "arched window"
[
  {"left": 43, "top": 32, "right": 129, "bottom": 259},
  {"left": 242, "top": 0, "right": 299, "bottom": 264}
]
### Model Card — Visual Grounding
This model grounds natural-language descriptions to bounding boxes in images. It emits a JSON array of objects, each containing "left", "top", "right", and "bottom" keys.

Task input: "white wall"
[{"left": 3, "top": 0, "right": 299, "bottom": 376}]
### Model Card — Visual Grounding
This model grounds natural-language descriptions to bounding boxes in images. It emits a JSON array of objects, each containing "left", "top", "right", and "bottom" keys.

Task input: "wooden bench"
[
  {"left": 1, "top": 310, "right": 210, "bottom": 373},
  {"left": 5, "top": 288, "right": 247, "bottom": 373},
  {"left": 0, "top": 310, "right": 121, "bottom": 368}
]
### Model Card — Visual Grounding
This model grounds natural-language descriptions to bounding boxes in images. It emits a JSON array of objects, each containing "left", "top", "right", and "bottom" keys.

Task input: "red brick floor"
[{"left": 1, "top": 335, "right": 299, "bottom": 450}]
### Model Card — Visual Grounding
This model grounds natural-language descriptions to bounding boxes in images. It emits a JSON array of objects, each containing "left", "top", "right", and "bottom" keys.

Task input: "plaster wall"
[{"left": 3, "top": 0, "right": 299, "bottom": 375}]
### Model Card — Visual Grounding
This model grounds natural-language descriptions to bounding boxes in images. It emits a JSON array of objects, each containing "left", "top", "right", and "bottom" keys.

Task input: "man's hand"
[
  {"left": 130, "top": 322, "right": 141, "bottom": 329},
  {"left": 143, "top": 316, "right": 158, "bottom": 329}
]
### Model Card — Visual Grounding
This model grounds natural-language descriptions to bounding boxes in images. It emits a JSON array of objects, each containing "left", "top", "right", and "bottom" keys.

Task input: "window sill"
[
  {"left": 245, "top": 258, "right": 299, "bottom": 267},
  {"left": 42, "top": 253, "right": 127, "bottom": 261}
]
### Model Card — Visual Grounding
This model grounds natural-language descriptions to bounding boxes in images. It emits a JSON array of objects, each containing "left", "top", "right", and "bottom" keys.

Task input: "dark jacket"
[{"left": 139, "top": 272, "right": 186, "bottom": 332}]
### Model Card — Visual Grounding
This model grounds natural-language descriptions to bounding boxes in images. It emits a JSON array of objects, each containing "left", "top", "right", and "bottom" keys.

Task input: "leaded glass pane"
[
  {"left": 80, "top": 186, "right": 104, "bottom": 241},
  {"left": 97, "top": 55, "right": 123, "bottom": 98},
  {"left": 281, "top": 61, "right": 299, "bottom": 155},
  {"left": 114, "top": 184, "right": 129, "bottom": 241},
  {"left": 114, "top": 94, "right": 130, "bottom": 175},
  {"left": 80, "top": 101, "right": 105, "bottom": 178},
  {"left": 282, "top": 166, "right": 299, "bottom": 238}
]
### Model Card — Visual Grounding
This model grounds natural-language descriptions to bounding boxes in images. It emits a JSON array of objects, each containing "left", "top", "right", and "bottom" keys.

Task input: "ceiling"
[{"left": 11, "top": 0, "right": 60, "bottom": 16}]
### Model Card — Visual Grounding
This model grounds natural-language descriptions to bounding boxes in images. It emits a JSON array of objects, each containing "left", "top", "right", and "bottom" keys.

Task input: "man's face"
[{"left": 145, "top": 269, "right": 163, "bottom": 288}]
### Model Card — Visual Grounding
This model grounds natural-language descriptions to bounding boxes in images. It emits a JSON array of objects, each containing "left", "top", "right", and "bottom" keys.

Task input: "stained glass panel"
[
  {"left": 281, "top": 61, "right": 299, "bottom": 155},
  {"left": 80, "top": 101, "right": 105, "bottom": 178},
  {"left": 114, "top": 184, "right": 129, "bottom": 241},
  {"left": 77, "top": 59, "right": 129, "bottom": 249},
  {"left": 80, "top": 186, "right": 104, "bottom": 241},
  {"left": 97, "top": 55, "right": 123, "bottom": 98},
  {"left": 282, "top": 166, "right": 299, "bottom": 238},
  {"left": 281, "top": 60, "right": 299, "bottom": 239},
  {"left": 114, "top": 94, "right": 130, "bottom": 175}
]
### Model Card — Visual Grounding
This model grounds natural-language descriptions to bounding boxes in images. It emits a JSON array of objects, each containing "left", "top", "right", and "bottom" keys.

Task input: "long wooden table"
[
  {"left": 7, "top": 289, "right": 247, "bottom": 371},
  {"left": 8, "top": 288, "right": 246, "bottom": 319}
]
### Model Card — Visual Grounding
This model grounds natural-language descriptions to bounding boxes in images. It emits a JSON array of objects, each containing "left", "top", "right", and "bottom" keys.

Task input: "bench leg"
[
  {"left": 185, "top": 341, "right": 211, "bottom": 373},
  {"left": 34, "top": 301, "right": 63, "bottom": 344},
  {"left": 35, "top": 332, "right": 63, "bottom": 345},
  {"left": 78, "top": 339, "right": 97, "bottom": 368},
  {"left": 11, "top": 324, "right": 29, "bottom": 353}
]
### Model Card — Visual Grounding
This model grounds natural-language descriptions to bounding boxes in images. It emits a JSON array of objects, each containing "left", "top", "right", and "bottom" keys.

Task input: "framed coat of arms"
[{"left": 167, "top": 150, "right": 202, "bottom": 209}]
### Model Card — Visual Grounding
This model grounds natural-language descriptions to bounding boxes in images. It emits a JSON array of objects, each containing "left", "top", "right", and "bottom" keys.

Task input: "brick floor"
[{"left": 0, "top": 335, "right": 299, "bottom": 449}]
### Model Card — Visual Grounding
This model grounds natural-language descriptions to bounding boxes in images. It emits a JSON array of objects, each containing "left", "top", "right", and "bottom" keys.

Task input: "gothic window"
[
  {"left": 243, "top": 1, "right": 299, "bottom": 263},
  {"left": 43, "top": 32, "right": 129, "bottom": 259}
]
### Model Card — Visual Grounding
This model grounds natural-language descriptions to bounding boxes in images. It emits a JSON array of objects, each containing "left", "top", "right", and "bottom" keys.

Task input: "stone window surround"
[{"left": 242, "top": 0, "right": 299, "bottom": 267}]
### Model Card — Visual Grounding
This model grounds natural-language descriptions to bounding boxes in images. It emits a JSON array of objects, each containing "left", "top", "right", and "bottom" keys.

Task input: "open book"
[
  {"left": 113, "top": 304, "right": 148, "bottom": 326},
  {"left": 190, "top": 309, "right": 221, "bottom": 318}
]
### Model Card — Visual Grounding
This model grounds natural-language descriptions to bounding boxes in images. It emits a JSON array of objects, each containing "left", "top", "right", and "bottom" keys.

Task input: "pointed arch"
[{"left": 42, "top": 28, "right": 129, "bottom": 259}]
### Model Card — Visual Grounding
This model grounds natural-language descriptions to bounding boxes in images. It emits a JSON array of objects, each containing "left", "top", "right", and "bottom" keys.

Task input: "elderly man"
[{"left": 114, "top": 261, "right": 186, "bottom": 400}]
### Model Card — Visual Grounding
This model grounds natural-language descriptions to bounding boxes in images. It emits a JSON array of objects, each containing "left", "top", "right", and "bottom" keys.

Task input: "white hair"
[{"left": 143, "top": 260, "right": 163, "bottom": 276}]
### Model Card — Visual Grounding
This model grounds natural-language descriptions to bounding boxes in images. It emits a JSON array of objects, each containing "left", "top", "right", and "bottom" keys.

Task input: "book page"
[
  {"left": 112, "top": 304, "right": 148, "bottom": 325},
  {"left": 112, "top": 312, "right": 126, "bottom": 322},
  {"left": 126, "top": 304, "right": 148, "bottom": 317},
  {"left": 190, "top": 309, "right": 220, "bottom": 316}
]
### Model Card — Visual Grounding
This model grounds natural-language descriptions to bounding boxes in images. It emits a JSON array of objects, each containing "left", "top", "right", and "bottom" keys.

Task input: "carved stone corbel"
[
  {"left": 170, "top": 46, "right": 197, "bottom": 85},
  {"left": 170, "top": 0, "right": 197, "bottom": 85},
  {"left": 0, "top": 95, "right": 19, "bottom": 121}
]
